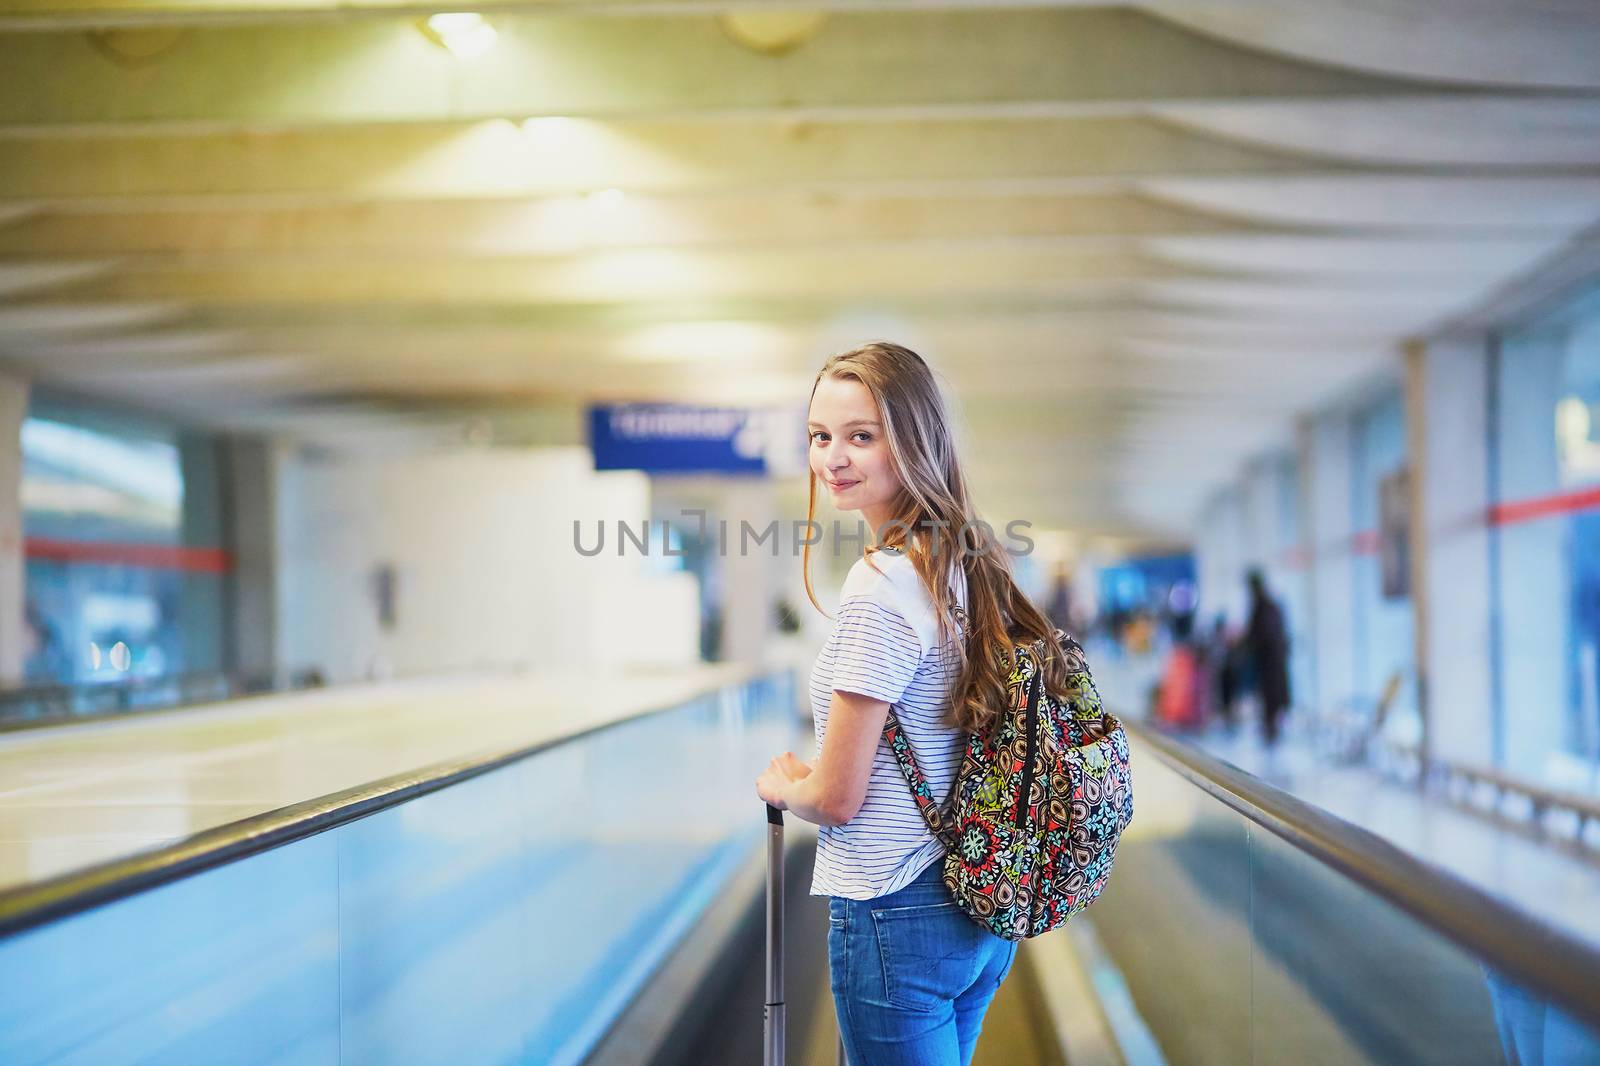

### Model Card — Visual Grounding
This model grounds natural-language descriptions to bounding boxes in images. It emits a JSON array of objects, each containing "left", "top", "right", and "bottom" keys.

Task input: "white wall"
[
  {"left": 0, "top": 371, "right": 25, "bottom": 686},
  {"left": 1195, "top": 486, "right": 1249, "bottom": 628},
  {"left": 1242, "top": 459, "right": 1277, "bottom": 573},
  {"left": 711, "top": 479, "right": 780, "bottom": 667},
  {"left": 274, "top": 445, "right": 700, "bottom": 685}
]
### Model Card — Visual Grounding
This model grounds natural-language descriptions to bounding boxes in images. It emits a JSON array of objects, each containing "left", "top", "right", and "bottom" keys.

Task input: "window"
[
  {"left": 19, "top": 404, "right": 225, "bottom": 687},
  {"left": 1350, "top": 389, "right": 1417, "bottom": 734},
  {"left": 1493, "top": 284, "right": 1600, "bottom": 787}
]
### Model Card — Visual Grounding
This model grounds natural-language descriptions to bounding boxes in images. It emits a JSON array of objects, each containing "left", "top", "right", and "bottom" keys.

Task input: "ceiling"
[{"left": 1, "top": 1, "right": 1598, "bottom": 540}]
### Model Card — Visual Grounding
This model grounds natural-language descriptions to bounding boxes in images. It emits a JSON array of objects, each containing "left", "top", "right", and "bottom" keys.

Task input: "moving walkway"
[{"left": 1, "top": 673, "right": 1594, "bottom": 1065}]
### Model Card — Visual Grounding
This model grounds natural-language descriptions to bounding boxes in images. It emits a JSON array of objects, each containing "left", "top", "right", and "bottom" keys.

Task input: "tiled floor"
[{"left": 0, "top": 663, "right": 756, "bottom": 893}]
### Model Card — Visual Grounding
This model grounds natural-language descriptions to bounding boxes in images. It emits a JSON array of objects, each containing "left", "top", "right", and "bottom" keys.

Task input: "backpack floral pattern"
[{"left": 883, "top": 630, "right": 1133, "bottom": 941}]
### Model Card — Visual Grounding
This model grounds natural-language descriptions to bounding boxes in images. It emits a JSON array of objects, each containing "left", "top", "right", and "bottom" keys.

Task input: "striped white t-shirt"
[{"left": 808, "top": 547, "right": 968, "bottom": 900}]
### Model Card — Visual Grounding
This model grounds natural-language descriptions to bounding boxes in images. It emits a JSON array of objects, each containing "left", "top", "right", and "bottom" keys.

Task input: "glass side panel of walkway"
[
  {"left": 1073, "top": 725, "right": 1600, "bottom": 1066},
  {"left": 0, "top": 675, "right": 796, "bottom": 1066}
]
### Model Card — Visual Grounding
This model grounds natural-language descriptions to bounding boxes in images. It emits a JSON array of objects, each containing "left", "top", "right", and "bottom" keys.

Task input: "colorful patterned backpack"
[{"left": 882, "top": 630, "right": 1133, "bottom": 941}]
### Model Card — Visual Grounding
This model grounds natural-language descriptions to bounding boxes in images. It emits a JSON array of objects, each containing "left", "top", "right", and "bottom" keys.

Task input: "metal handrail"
[
  {"left": 1393, "top": 741, "right": 1600, "bottom": 839},
  {"left": 1126, "top": 719, "right": 1600, "bottom": 1030}
]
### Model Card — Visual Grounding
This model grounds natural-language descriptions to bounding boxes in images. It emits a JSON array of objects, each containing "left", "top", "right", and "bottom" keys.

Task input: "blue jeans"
[{"left": 827, "top": 861, "right": 1019, "bottom": 1066}]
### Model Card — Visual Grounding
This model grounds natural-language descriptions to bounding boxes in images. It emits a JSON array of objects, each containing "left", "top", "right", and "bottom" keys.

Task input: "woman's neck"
[{"left": 862, "top": 502, "right": 896, "bottom": 540}]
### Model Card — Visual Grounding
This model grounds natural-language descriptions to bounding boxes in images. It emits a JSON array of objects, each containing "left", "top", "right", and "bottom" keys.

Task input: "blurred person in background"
[
  {"left": 1156, "top": 609, "right": 1207, "bottom": 731},
  {"left": 1246, "top": 568, "right": 1292, "bottom": 746},
  {"left": 1123, "top": 610, "right": 1155, "bottom": 655},
  {"left": 1045, "top": 562, "right": 1074, "bottom": 634},
  {"left": 1205, "top": 615, "right": 1242, "bottom": 731},
  {"left": 22, "top": 599, "right": 69, "bottom": 684},
  {"left": 756, "top": 341, "right": 1082, "bottom": 1066}
]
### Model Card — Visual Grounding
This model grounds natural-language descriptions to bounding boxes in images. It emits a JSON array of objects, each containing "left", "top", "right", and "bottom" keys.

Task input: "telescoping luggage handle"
[
  {"left": 765, "top": 803, "right": 847, "bottom": 1066},
  {"left": 764, "top": 803, "right": 785, "bottom": 1066}
]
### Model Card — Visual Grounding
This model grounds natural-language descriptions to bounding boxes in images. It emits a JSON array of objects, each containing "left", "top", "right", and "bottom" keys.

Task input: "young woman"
[{"left": 755, "top": 341, "right": 1074, "bottom": 1066}]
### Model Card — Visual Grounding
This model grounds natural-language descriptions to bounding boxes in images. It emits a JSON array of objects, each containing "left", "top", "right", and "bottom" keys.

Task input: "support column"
[
  {"left": 1294, "top": 420, "right": 1319, "bottom": 715},
  {"left": 178, "top": 431, "right": 227, "bottom": 678},
  {"left": 221, "top": 436, "right": 281, "bottom": 689},
  {"left": 1306, "top": 411, "right": 1357, "bottom": 715},
  {"left": 1413, "top": 335, "right": 1495, "bottom": 769},
  {"left": 0, "top": 371, "right": 27, "bottom": 686},
  {"left": 1404, "top": 340, "right": 1434, "bottom": 777}
]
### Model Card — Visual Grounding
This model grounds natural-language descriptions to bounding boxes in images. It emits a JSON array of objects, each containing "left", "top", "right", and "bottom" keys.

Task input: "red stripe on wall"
[
  {"left": 1489, "top": 486, "right": 1600, "bottom": 527},
  {"left": 24, "top": 537, "right": 233, "bottom": 573},
  {"left": 1351, "top": 529, "right": 1380, "bottom": 555}
]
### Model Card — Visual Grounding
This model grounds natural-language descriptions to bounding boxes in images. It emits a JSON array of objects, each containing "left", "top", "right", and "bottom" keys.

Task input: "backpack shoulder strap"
[
  {"left": 883, "top": 704, "right": 966, "bottom": 845},
  {"left": 882, "top": 709, "right": 960, "bottom": 850},
  {"left": 879, "top": 570, "right": 969, "bottom": 850},
  {"left": 884, "top": 648, "right": 1046, "bottom": 847}
]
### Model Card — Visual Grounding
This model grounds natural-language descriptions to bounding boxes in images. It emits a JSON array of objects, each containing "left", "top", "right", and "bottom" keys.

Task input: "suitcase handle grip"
[{"left": 766, "top": 803, "right": 784, "bottom": 826}]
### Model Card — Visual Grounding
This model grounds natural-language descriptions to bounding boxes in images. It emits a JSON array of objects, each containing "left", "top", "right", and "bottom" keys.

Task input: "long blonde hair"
[{"left": 801, "top": 341, "right": 1070, "bottom": 734}]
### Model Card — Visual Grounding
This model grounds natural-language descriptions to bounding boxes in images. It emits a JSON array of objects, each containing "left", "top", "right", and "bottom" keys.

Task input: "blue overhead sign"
[{"left": 589, "top": 403, "right": 808, "bottom": 476}]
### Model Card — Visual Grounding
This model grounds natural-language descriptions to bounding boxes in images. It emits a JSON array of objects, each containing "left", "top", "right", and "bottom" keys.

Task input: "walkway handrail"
[
  {"left": 0, "top": 669, "right": 780, "bottom": 940},
  {"left": 1126, "top": 719, "right": 1600, "bottom": 1031}
]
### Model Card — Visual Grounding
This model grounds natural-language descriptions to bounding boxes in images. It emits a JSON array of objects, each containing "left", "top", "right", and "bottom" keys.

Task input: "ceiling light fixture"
[
  {"left": 521, "top": 116, "right": 575, "bottom": 138},
  {"left": 421, "top": 12, "right": 498, "bottom": 60},
  {"left": 717, "top": 10, "right": 827, "bottom": 56},
  {"left": 87, "top": 28, "right": 188, "bottom": 68}
]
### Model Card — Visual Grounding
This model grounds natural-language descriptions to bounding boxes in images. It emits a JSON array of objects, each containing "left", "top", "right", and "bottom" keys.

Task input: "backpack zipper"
[{"left": 1015, "top": 670, "right": 1040, "bottom": 830}]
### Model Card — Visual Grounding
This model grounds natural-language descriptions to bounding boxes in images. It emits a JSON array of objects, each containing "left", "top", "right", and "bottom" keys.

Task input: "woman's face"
[{"left": 807, "top": 374, "right": 904, "bottom": 531}]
